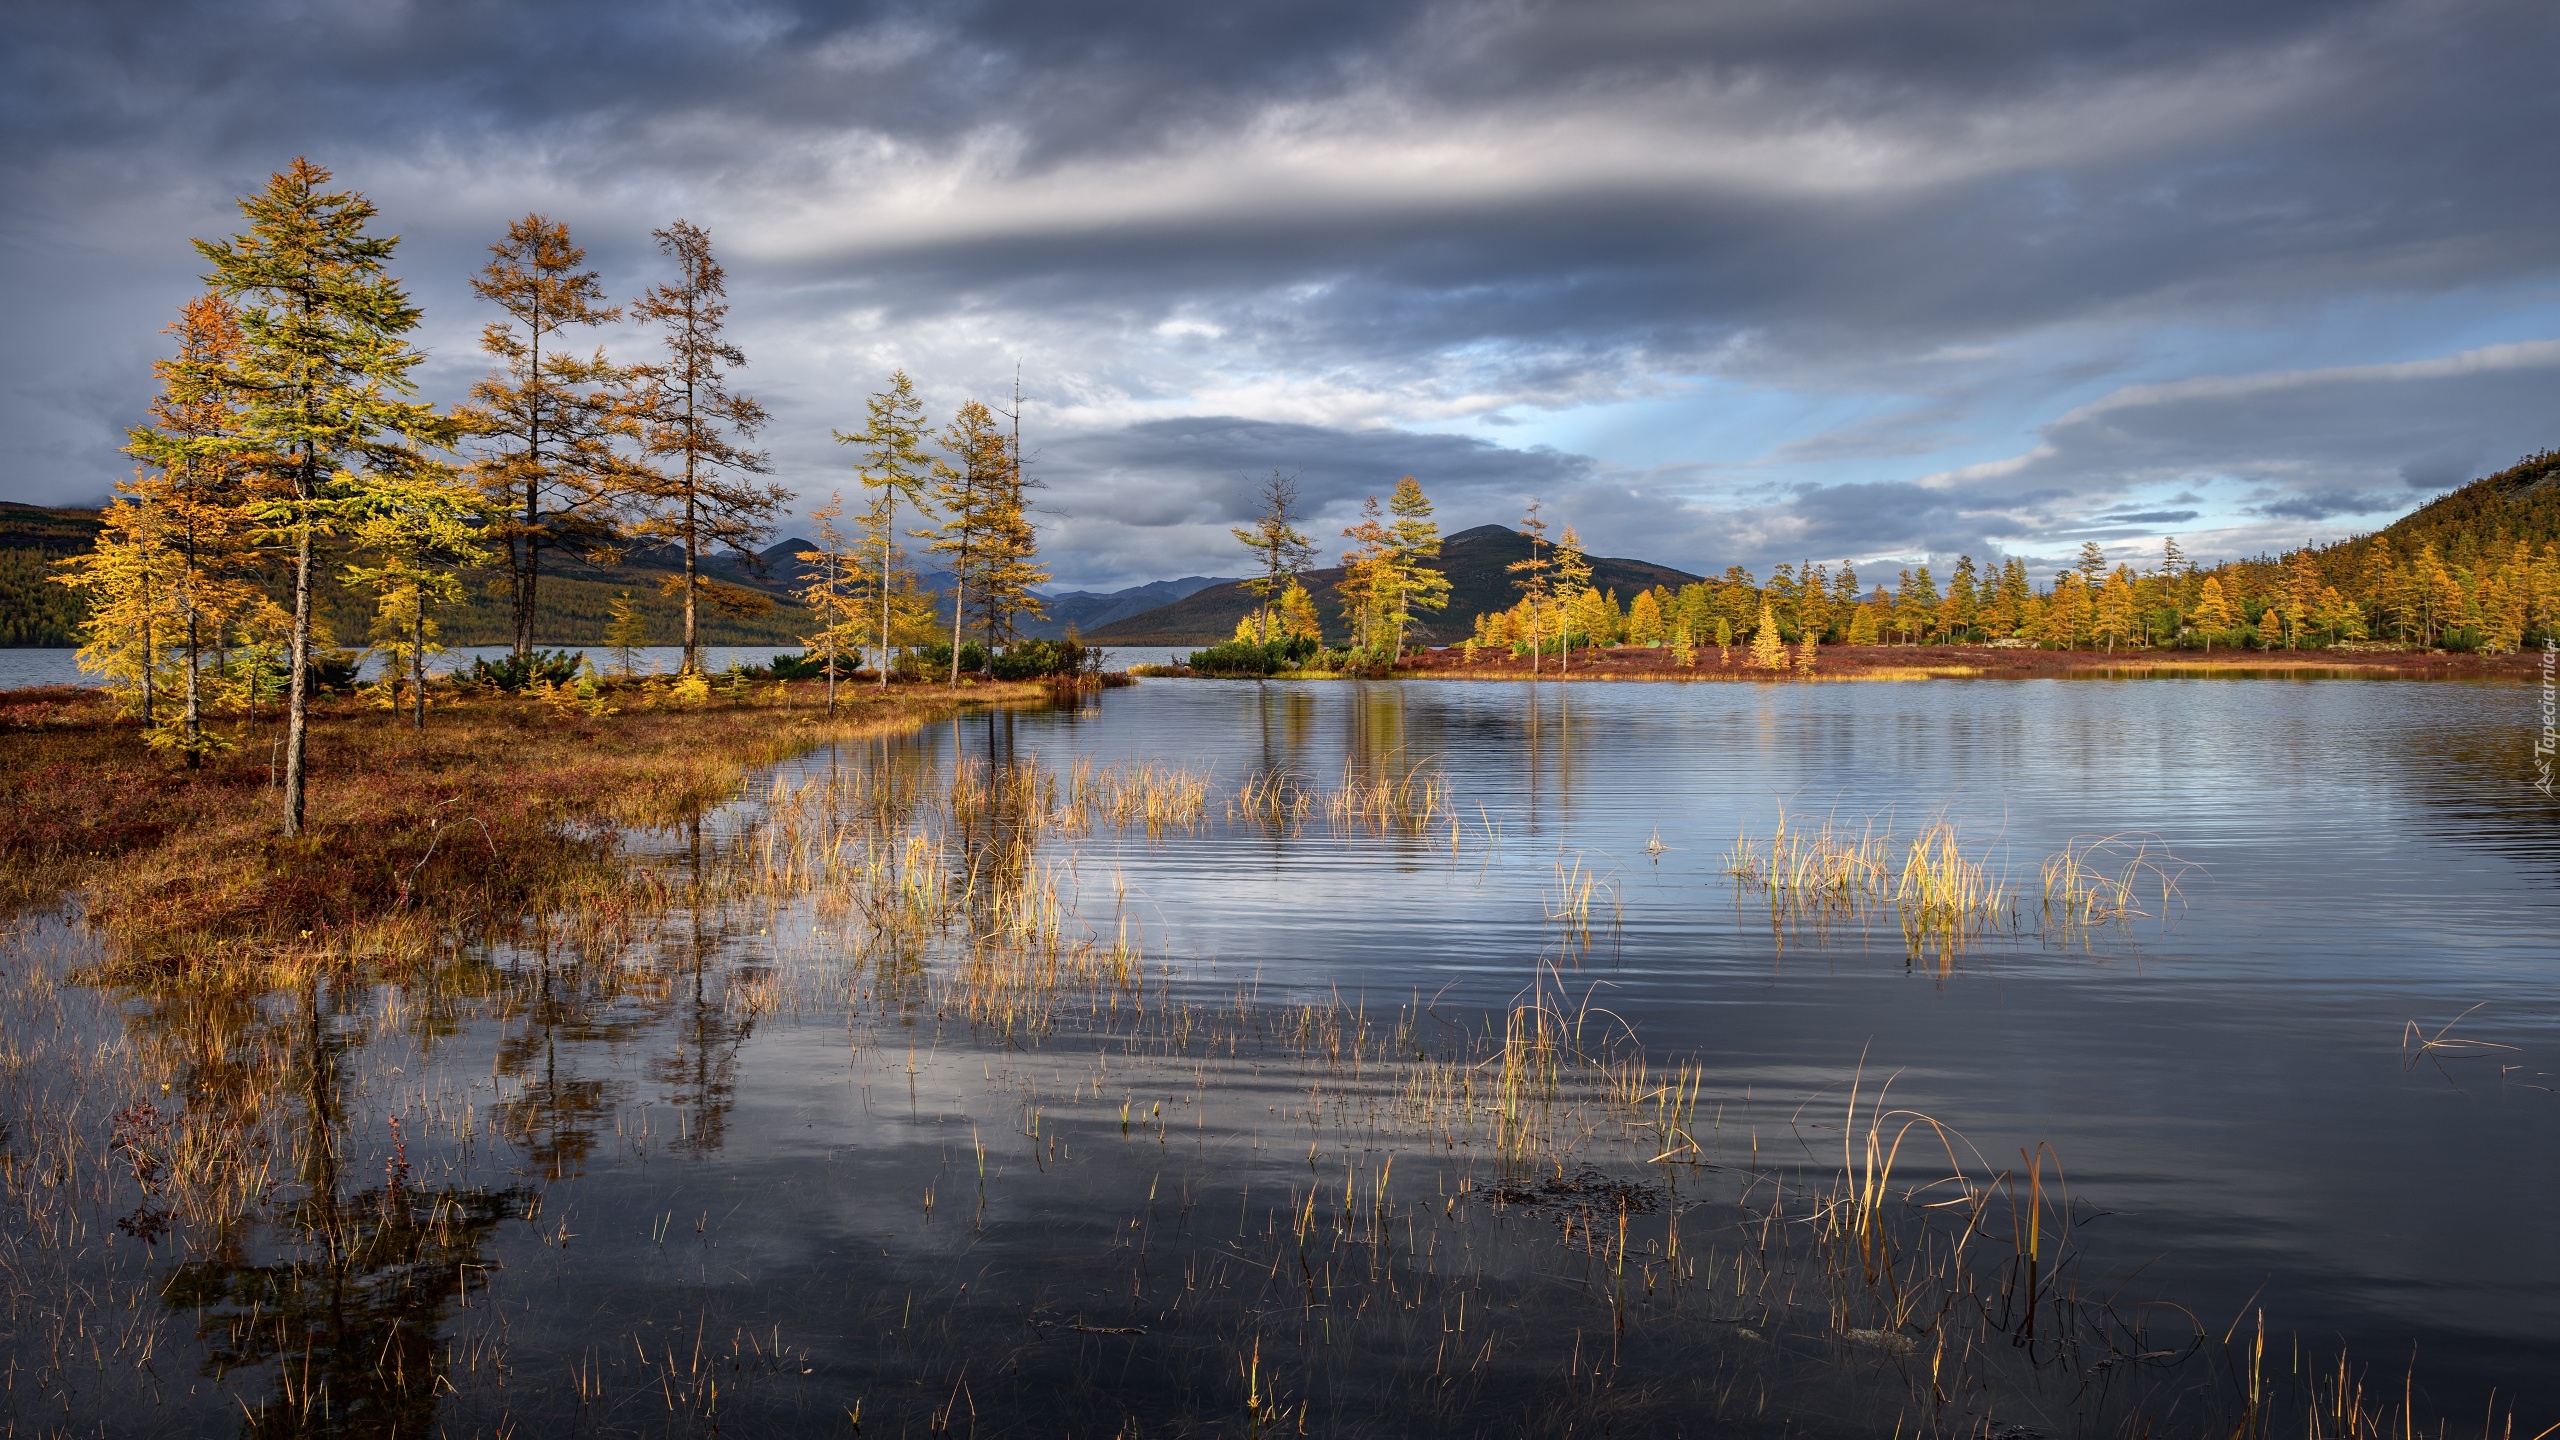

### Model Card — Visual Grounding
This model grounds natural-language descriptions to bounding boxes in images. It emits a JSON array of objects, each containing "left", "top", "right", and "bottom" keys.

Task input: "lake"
[{"left": 5, "top": 675, "right": 2554, "bottom": 1436}]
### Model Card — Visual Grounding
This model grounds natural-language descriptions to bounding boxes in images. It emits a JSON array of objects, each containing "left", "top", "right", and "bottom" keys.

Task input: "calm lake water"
[{"left": 5, "top": 676, "right": 2555, "bottom": 1436}]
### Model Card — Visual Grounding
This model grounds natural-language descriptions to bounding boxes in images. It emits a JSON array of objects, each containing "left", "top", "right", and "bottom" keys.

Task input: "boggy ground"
[
  {"left": 0, "top": 675, "right": 1054, "bottom": 968},
  {"left": 1390, "top": 640, "right": 2545, "bottom": 681}
]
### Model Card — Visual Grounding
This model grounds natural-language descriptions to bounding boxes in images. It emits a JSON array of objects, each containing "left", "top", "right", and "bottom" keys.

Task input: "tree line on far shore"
[
  {"left": 1196, "top": 454, "right": 2560, "bottom": 676},
  {"left": 52, "top": 159, "right": 1051, "bottom": 836},
  {"left": 1474, "top": 524, "right": 2557, "bottom": 667}
]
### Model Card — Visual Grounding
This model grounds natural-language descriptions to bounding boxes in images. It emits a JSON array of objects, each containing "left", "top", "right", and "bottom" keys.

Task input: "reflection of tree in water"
[
  {"left": 488, "top": 958, "right": 666, "bottom": 1181},
  {"left": 653, "top": 819, "right": 757, "bottom": 1159},
  {"left": 654, "top": 959, "right": 755, "bottom": 1160},
  {"left": 950, "top": 707, "right": 1041, "bottom": 943},
  {"left": 1344, "top": 683, "right": 1407, "bottom": 779},
  {"left": 1254, "top": 684, "right": 1317, "bottom": 782},
  {"left": 122, "top": 978, "right": 529, "bottom": 1438},
  {"left": 163, "top": 1179, "right": 523, "bottom": 1438}
]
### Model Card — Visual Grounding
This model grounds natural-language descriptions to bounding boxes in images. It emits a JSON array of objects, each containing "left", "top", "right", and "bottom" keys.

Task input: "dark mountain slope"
[{"left": 1089, "top": 524, "right": 1701, "bottom": 647}]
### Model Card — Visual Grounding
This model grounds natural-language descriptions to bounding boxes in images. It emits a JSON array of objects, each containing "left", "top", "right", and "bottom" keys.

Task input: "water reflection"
[
  {"left": 4, "top": 677, "right": 2555, "bottom": 1435},
  {"left": 117, "top": 975, "right": 531, "bottom": 1437}
]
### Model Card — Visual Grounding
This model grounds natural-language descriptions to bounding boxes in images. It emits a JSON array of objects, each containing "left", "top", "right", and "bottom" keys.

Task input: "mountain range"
[{"left": 1087, "top": 524, "right": 1702, "bottom": 649}]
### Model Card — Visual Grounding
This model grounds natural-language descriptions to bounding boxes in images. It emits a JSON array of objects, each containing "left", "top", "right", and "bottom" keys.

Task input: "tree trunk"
[
  {"left": 182, "top": 600, "right": 201, "bottom": 768},
  {"left": 878, "top": 497, "right": 893, "bottom": 687},
  {"left": 140, "top": 614, "right": 155, "bottom": 729},
  {"left": 285, "top": 495, "right": 311, "bottom": 838},
  {"left": 950, "top": 571, "right": 967, "bottom": 689},
  {"left": 519, "top": 290, "right": 545, "bottom": 660},
  {"left": 412, "top": 600, "right": 427, "bottom": 731},
  {"left": 682, "top": 490, "right": 698, "bottom": 675},
  {"left": 513, "top": 533, "right": 536, "bottom": 659}
]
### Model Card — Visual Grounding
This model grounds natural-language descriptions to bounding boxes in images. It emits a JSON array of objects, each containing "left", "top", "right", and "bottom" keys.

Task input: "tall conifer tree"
[
  {"left": 460, "top": 215, "right": 635, "bottom": 658},
  {"left": 837, "top": 371, "right": 937, "bottom": 682},
  {"left": 1232, "top": 470, "right": 1315, "bottom": 647},
  {"left": 1507, "top": 500, "right": 1553, "bottom": 676},
  {"left": 930, "top": 399, "right": 1008, "bottom": 683},
  {"left": 629, "top": 220, "right": 782, "bottom": 675},
  {"left": 114, "top": 293, "right": 270, "bottom": 762},
  {"left": 796, "top": 492, "right": 864, "bottom": 712},
  {"left": 1383, "top": 476, "right": 1450, "bottom": 662},
  {"left": 191, "top": 159, "right": 454, "bottom": 836},
  {"left": 341, "top": 469, "right": 493, "bottom": 729},
  {"left": 1551, "top": 526, "right": 1592, "bottom": 673}
]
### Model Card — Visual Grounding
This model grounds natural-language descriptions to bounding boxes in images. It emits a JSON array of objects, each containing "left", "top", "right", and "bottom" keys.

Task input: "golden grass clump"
[
  {"left": 0, "top": 681, "right": 1052, "bottom": 971},
  {"left": 1724, "top": 807, "right": 2188, "bottom": 962},
  {"left": 1322, "top": 759, "right": 1452, "bottom": 836}
]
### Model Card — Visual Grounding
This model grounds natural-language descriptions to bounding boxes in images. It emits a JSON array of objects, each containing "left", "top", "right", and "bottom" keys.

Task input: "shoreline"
[
  {"left": 0, "top": 677, "right": 1057, "bottom": 967},
  {"left": 1172, "top": 642, "right": 2546, "bottom": 683}
]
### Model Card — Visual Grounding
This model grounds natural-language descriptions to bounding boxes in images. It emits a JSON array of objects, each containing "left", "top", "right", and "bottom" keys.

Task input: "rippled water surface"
[{"left": 5, "top": 676, "right": 2555, "bottom": 1436}]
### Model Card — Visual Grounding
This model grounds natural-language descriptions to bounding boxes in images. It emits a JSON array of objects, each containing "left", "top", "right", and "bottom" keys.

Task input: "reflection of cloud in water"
[{"left": 4, "top": 678, "right": 2557, "bottom": 1432}]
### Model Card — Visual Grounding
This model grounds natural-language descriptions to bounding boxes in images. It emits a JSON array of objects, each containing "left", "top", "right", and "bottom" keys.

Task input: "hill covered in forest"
[
  {"left": 1089, "top": 524, "right": 1701, "bottom": 647},
  {"left": 1, "top": 501, "right": 816, "bottom": 649},
  {"left": 2369, "top": 450, "right": 2560, "bottom": 557},
  {"left": 0, "top": 502, "right": 106, "bottom": 645}
]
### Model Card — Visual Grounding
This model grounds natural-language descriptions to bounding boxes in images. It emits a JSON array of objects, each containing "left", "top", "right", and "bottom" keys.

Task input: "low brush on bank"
[
  {"left": 0, "top": 679, "right": 1052, "bottom": 968},
  {"left": 1388, "top": 642, "right": 2545, "bottom": 681}
]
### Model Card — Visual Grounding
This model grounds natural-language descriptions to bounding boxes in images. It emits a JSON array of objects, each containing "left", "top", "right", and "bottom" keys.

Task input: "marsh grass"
[
  {"left": 0, "top": 715, "right": 2500, "bottom": 1439},
  {"left": 1726, "top": 807, "right": 2189, "bottom": 963},
  {"left": 1324, "top": 756, "right": 1453, "bottom": 837},
  {"left": 2039, "top": 832, "right": 2192, "bottom": 931},
  {"left": 0, "top": 681, "right": 1052, "bottom": 969},
  {"left": 1230, "top": 767, "right": 1316, "bottom": 830}
]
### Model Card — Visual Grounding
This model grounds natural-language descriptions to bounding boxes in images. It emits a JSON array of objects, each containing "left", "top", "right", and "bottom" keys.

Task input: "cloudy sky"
[{"left": 4, "top": 0, "right": 2554, "bottom": 590}]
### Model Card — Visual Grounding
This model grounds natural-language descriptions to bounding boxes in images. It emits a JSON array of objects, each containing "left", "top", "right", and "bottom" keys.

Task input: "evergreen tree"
[
  {"left": 2041, "top": 572, "right": 2093, "bottom": 647},
  {"left": 966, "top": 380, "right": 1048, "bottom": 650},
  {"left": 930, "top": 399, "right": 1009, "bottom": 683},
  {"left": 1506, "top": 500, "right": 1554, "bottom": 676},
  {"left": 1552, "top": 525, "right": 1593, "bottom": 671},
  {"left": 1797, "top": 565, "right": 1833, "bottom": 642},
  {"left": 2357, "top": 538, "right": 2400, "bottom": 640},
  {"left": 112, "top": 293, "right": 271, "bottom": 761},
  {"left": 2093, "top": 567, "right": 2138, "bottom": 653},
  {"left": 833, "top": 369, "right": 940, "bottom": 681},
  {"left": 1914, "top": 565, "right": 1942, "bottom": 639},
  {"left": 2075, "top": 541, "right": 2108, "bottom": 585},
  {"left": 1233, "top": 470, "right": 1315, "bottom": 646},
  {"left": 1891, "top": 569, "right": 1922, "bottom": 643},
  {"left": 1383, "top": 476, "right": 1450, "bottom": 661},
  {"left": 1750, "top": 600, "right": 1787, "bottom": 670},
  {"left": 341, "top": 469, "right": 492, "bottom": 730},
  {"left": 1989, "top": 557, "right": 2033, "bottom": 637},
  {"left": 53, "top": 498, "right": 182, "bottom": 725},
  {"left": 190, "top": 159, "right": 456, "bottom": 836},
  {"left": 2190, "top": 574, "right": 2235, "bottom": 651},
  {"left": 603, "top": 591, "right": 647, "bottom": 678},
  {"left": 629, "top": 220, "right": 782, "bottom": 676},
  {"left": 459, "top": 215, "right": 635, "bottom": 659},
  {"left": 1626, "top": 588, "right": 1665, "bottom": 646},
  {"left": 1336, "top": 495, "right": 1393, "bottom": 654},
  {"left": 1276, "top": 580, "right": 1323, "bottom": 642},
  {"left": 2319, "top": 583, "right": 2369, "bottom": 644},
  {"left": 1941, "top": 555, "right": 1979, "bottom": 640},
  {"left": 796, "top": 492, "right": 865, "bottom": 711}
]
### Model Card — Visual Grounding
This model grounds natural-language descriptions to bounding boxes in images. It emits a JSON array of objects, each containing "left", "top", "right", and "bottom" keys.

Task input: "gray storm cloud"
[{"left": 3, "top": 0, "right": 2553, "bottom": 588}]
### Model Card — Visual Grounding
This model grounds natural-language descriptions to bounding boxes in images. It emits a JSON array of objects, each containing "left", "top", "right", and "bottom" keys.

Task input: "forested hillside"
[{"left": 1092, "top": 524, "right": 1697, "bottom": 645}]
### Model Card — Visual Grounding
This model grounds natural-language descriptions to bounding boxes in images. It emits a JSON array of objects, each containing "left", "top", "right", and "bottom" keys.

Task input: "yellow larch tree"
[{"left": 629, "top": 220, "right": 783, "bottom": 676}]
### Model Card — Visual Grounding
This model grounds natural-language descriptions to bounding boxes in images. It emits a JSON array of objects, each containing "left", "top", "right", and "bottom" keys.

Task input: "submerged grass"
[
  {"left": 0, "top": 701, "right": 2513, "bottom": 1439},
  {"left": 1726, "top": 805, "right": 2190, "bottom": 963}
]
